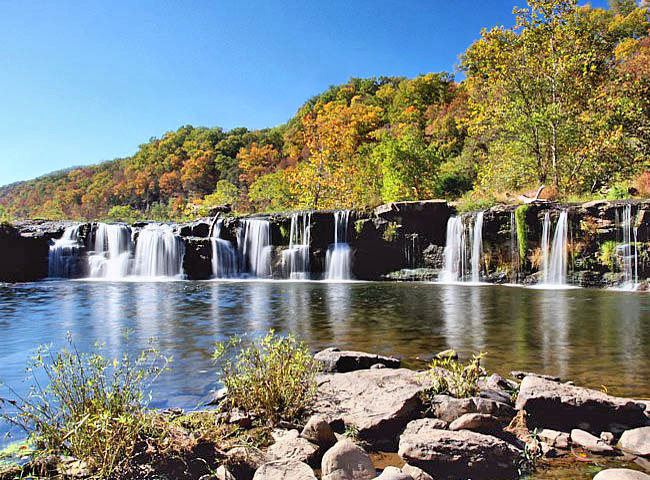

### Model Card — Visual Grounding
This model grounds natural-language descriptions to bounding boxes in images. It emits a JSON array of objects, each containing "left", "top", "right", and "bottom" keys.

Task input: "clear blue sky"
[{"left": 0, "top": 0, "right": 608, "bottom": 186}]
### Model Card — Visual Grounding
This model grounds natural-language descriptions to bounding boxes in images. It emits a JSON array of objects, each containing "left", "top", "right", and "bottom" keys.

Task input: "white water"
[
  {"left": 441, "top": 212, "right": 484, "bottom": 283},
  {"left": 542, "top": 210, "right": 569, "bottom": 286},
  {"left": 211, "top": 220, "right": 238, "bottom": 278},
  {"left": 48, "top": 225, "right": 84, "bottom": 278},
  {"left": 282, "top": 212, "right": 312, "bottom": 279},
  {"left": 619, "top": 204, "right": 639, "bottom": 290},
  {"left": 88, "top": 223, "right": 132, "bottom": 279},
  {"left": 133, "top": 224, "right": 185, "bottom": 278},
  {"left": 326, "top": 211, "right": 352, "bottom": 280},
  {"left": 471, "top": 211, "right": 484, "bottom": 283},
  {"left": 239, "top": 219, "right": 273, "bottom": 278}
]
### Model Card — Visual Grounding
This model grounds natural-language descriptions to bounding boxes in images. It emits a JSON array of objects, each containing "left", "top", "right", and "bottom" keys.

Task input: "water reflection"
[{"left": 0, "top": 280, "right": 648, "bottom": 442}]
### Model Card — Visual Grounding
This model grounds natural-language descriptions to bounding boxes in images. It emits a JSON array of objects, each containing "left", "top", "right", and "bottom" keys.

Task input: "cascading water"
[
  {"left": 325, "top": 211, "right": 352, "bottom": 280},
  {"left": 541, "top": 210, "right": 569, "bottom": 286},
  {"left": 48, "top": 225, "right": 84, "bottom": 278},
  {"left": 211, "top": 219, "right": 237, "bottom": 278},
  {"left": 239, "top": 219, "right": 272, "bottom": 277},
  {"left": 133, "top": 225, "right": 185, "bottom": 278},
  {"left": 440, "top": 212, "right": 484, "bottom": 283},
  {"left": 282, "top": 212, "right": 311, "bottom": 279},
  {"left": 88, "top": 223, "right": 132, "bottom": 278},
  {"left": 619, "top": 204, "right": 639, "bottom": 289},
  {"left": 471, "top": 211, "right": 484, "bottom": 283}
]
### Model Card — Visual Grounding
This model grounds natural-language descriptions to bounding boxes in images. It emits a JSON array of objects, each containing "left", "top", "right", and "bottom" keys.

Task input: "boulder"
[
  {"left": 214, "top": 466, "right": 236, "bottom": 480},
  {"left": 321, "top": 440, "right": 375, "bottom": 480},
  {"left": 315, "top": 348, "right": 400, "bottom": 373},
  {"left": 253, "top": 460, "right": 317, "bottom": 480},
  {"left": 619, "top": 427, "right": 650, "bottom": 457},
  {"left": 402, "top": 418, "right": 449, "bottom": 436},
  {"left": 398, "top": 426, "right": 521, "bottom": 480},
  {"left": 538, "top": 429, "right": 570, "bottom": 449},
  {"left": 570, "top": 429, "right": 616, "bottom": 455},
  {"left": 301, "top": 414, "right": 337, "bottom": 449},
  {"left": 373, "top": 466, "right": 413, "bottom": 480},
  {"left": 266, "top": 430, "right": 319, "bottom": 465},
  {"left": 429, "top": 394, "right": 515, "bottom": 424},
  {"left": 449, "top": 413, "right": 501, "bottom": 432},
  {"left": 314, "top": 369, "right": 432, "bottom": 449},
  {"left": 400, "top": 464, "right": 434, "bottom": 480},
  {"left": 515, "top": 376, "right": 648, "bottom": 433},
  {"left": 593, "top": 469, "right": 650, "bottom": 480}
]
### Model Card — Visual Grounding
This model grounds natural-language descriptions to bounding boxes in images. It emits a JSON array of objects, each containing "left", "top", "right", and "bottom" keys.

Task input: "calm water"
[{"left": 1, "top": 280, "right": 649, "bottom": 443}]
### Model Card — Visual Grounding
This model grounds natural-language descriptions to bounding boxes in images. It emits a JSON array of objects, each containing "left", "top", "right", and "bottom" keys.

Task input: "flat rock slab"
[
  {"left": 619, "top": 427, "right": 650, "bottom": 457},
  {"left": 253, "top": 460, "right": 317, "bottom": 480},
  {"left": 266, "top": 431, "right": 319, "bottom": 465},
  {"left": 515, "top": 376, "right": 648, "bottom": 433},
  {"left": 315, "top": 348, "right": 401, "bottom": 373},
  {"left": 314, "top": 369, "right": 431, "bottom": 449},
  {"left": 398, "top": 424, "right": 521, "bottom": 480},
  {"left": 593, "top": 468, "right": 650, "bottom": 480}
]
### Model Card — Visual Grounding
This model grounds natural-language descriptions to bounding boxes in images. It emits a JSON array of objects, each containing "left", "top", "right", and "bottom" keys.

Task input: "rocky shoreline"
[
  {"left": 212, "top": 348, "right": 650, "bottom": 480},
  {"left": 1, "top": 199, "right": 649, "bottom": 288},
  {"left": 2, "top": 347, "right": 649, "bottom": 479}
]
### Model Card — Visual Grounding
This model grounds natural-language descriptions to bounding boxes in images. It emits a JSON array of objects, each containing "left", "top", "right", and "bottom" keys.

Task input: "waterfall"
[
  {"left": 211, "top": 220, "right": 238, "bottom": 278},
  {"left": 510, "top": 211, "right": 519, "bottom": 281},
  {"left": 88, "top": 223, "right": 132, "bottom": 279},
  {"left": 620, "top": 205, "right": 639, "bottom": 289},
  {"left": 325, "top": 211, "right": 352, "bottom": 280},
  {"left": 133, "top": 225, "right": 184, "bottom": 278},
  {"left": 282, "top": 212, "right": 311, "bottom": 279},
  {"left": 440, "top": 212, "right": 484, "bottom": 283},
  {"left": 239, "top": 219, "right": 272, "bottom": 277},
  {"left": 541, "top": 210, "right": 569, "bottom": 285},
  {"left": 48, "top": 225, "right": 84, "bottom": 278},
  {"left": 471, "top": 211, "right": 484, "bottom": 282}
]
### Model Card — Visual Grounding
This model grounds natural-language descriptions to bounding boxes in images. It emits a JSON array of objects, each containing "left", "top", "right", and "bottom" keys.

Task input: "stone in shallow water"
[
  {"left": 619, "top": 427, "right": 650, "bottom": 457},
  {"left": 593, "top": 468, "right": 650, "bottom": 480},
  {"left": 373, "top": 466, "right": 413, "bottom": 480},
  {"left": 253, "top": 460, "right": 317, "bottom": 480},
  {"left": 570, "top": 429, "right": 616, "bottom": 455},
  {"left": 321, "top": 439, "right": 375, "bottom": 480},
  {"left": 301, "top": 414, "right": 337, "bottom": 449},
  {"left": 398, "top": 421, "right": 521, "bottom": 480},
  {"left": 314, "top": 368, "right": 432, "bottom": 449},
  {"left": 315, "top": 348, "right": 401, "bottom": 373},
  {"left": 538, "top": 428, "right": 570, "bottom": 449},
  {"left": 515, "top": 376, "right": 648, "bottom": 433}
]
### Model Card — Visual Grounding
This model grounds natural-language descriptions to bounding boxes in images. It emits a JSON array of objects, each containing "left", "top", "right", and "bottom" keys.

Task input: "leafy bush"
[
  {"left": 455, "top": 193, "right": 498, "bottom": 213},
  {"left": 599, "top": 240, "right": 619, "bottom": 271},
  {"left": 213, "top": 331, "right": 319, "bottom": 425},
  {"left": 634, "top": 171, "right": 650, "bottom": 197},
  {"left": 424, "top": 351, "right": 486, "bottom": 399},
  {"left": 514, "top": 205, "right": 529, "bottom": 266},
  {"left": 106, "top": 205, "right": 139, "bottom": 223},
  {"left": 0, "top": 335, "right": 171, "bottom": 478}
]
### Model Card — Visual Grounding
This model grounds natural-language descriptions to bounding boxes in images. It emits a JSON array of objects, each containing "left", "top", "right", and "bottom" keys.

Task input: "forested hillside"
[{"left": 1, "top": 0, "right": 649, "bottom": 221}]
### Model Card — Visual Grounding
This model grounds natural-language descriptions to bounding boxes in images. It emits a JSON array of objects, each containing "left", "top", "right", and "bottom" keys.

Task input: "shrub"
[
  {"left": 0, "top": 335, "right": 171, "bottom": 478},
  {"left": 599, "top": 240, "right": 618, "bottom": 271},
  {"left": 423, "top": 351, "right": 486, "bottom": 399},
  {"left": 514, "top": 205, "right": 529, "bottom": 266},
  {"left": 213, "top": 331, "right": 319, "bottom": 425}
]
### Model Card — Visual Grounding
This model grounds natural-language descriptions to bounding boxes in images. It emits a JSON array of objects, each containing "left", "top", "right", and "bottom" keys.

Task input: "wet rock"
[
  {"left": 601, "top": 432, "right": 616, "bottom": 445},
  {"left": 321, "top": 439, "right": 375, "bottom": 480},
  {"left": 593, "top": 468, "right": 650, "bottom": 479},
  {"left": 301, "top": 414, "right": 337, "bottom": 449},
  {"left": 315, "top": 348, "right": 400, "bottom": 373},
  {"left": 516, "top": 376, "right": 648, "bottom": 433},
  {"left": 267, "top": 430, "right": 319, "bottom": 465},
  {"left": 511, "top": 371, "right": 561, "bottom": 382},
  {"left": 538, "top": 429, "right": 570, "bottom": 449},
  {"left": 433, "top": 349, "right": 458, "bottom": 361},
  {"left": 0, "top": 223, "right": 51, "bottom": 281},
  {"left": 619, "top": 427, "right": 650, "bottom": 457},
  {"left": 449, "top": 413, "right": 501, "bottom": 432},
  {"left": 183, "top": 237, "right": 213, "bottom": 280},
  {"left": 400, "top": 464, "right": 434, "bottom": 480},
  {"left": 571, "top": 429, "right": 616, "bottom": 455},
  {"left": 429, "top": 395, "right": 515, "bottom": 424},
  {"left": 253, "top": 460, "right": 317, "bottom": 480},
  {"left": 314, "top": 369, "right": 432, "bottom": 449},
  {"left": 398, "top": 426, "right": 521, "bottom": 480},
  {"left": 374, "top": 466, "right": 413, "bottom": 480}
]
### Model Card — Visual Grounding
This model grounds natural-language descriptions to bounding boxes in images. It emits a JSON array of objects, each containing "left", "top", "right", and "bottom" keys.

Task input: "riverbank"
[{"left": 2, "top": 347, "right": 649, "bottom": 480}]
